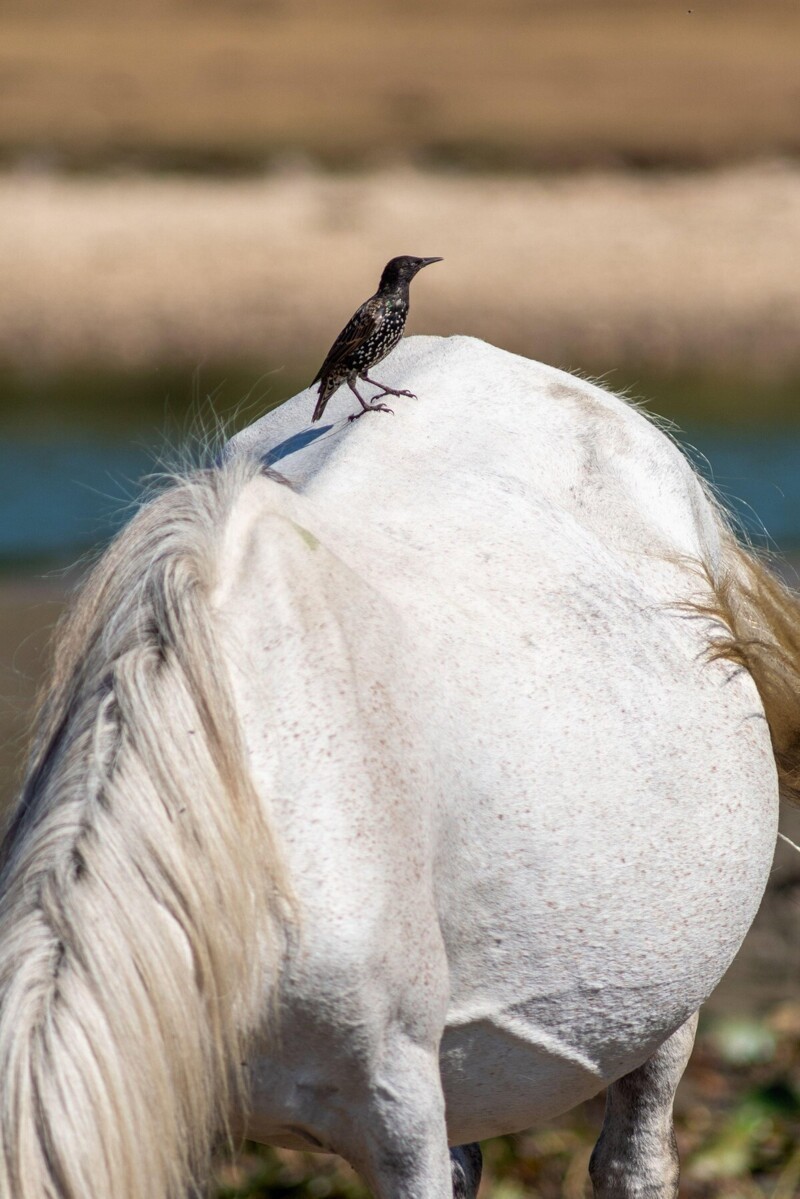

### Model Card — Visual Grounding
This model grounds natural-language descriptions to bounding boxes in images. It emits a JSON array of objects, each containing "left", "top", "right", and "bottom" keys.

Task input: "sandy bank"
[{"left": 0, "top": 163, "right": 799, "bottom": 377}]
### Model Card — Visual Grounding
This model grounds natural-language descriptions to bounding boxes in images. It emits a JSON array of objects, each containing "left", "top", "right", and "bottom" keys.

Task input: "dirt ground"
[{"left": 2, "top": 163, "right": 800, "bottom": 388}]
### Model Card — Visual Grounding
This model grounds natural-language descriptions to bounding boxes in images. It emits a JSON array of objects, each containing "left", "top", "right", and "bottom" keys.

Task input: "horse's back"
[{"left": 223, "top": 337, "right": 778, "bottom": 1144}]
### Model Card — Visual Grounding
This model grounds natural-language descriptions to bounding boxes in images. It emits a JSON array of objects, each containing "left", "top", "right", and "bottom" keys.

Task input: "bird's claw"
[
  {"left": 375, "top": 388, "right": 417, "bottom": 400},
  {"left": 348, "top": 402, "right": 394, "bottom": 422}
]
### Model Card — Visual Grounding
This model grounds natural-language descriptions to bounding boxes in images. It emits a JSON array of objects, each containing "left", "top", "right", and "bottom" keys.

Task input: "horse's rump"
[{"left": 1, "top": 335, "right": 800, "bottom": 1196}]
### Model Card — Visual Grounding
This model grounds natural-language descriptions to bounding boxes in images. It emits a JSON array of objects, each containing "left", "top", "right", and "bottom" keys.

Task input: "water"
[
  {"left": 680, "top": 426, "right": 800, "bottom": 550},
  {"left": 0, "top": 437, "right": 150, "bottom": 564},
  {"left": 1, "top": 357, "right": 799, "bottom": 568},
  {"left": 0, "top": 361, "right": 294, "bottom": 570},
  {"left": 0, "top": 423, "right": 798, "bottom": 569}
]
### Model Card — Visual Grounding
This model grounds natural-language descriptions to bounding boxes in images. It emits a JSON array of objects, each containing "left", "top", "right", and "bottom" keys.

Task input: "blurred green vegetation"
[
  {"left": 211, "top": 1005, "right": 800, "bottom": 1198},
  {"left": 607, "top": 371, "right": 800, "bottom": 431},
  {"left": 0, "top": 363, "right": 301, "bottom": 441}
]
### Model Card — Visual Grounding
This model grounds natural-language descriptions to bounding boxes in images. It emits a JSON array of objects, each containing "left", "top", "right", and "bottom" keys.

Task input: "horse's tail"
[
  {"left": 0, "top": 459, "right": 289, "bottom": 1199},
  {"left": 697, "top": 521, "right": 800, "bottom": 807}
]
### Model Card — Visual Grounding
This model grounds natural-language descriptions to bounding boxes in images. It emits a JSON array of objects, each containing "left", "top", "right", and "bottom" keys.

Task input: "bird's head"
[{"left": 379, "top": 256, "right": 443, "bottom": 292}]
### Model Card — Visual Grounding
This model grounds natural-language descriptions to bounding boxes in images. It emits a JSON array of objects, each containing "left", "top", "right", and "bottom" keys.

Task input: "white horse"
[{"left": 0, "top": 335, "right": 797, "bottom": 1199}]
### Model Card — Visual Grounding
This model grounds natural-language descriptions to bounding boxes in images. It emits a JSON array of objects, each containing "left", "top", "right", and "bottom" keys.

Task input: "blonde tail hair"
[
  {"left": 0, "top": 459, "right": 288, "bottom": 1199},
  {"left": 697, "top": 522, "right": 800, "bottom": 807}
]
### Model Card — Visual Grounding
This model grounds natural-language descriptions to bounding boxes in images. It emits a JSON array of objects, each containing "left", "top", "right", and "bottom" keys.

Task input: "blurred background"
[{"left": 2, "top": 0, "right": 800, "bottom": 1194}]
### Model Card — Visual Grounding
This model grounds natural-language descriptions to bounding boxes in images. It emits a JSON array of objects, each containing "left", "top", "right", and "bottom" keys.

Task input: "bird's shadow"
[{"left": 261, "top": 424, "right": 336, "bottom": 469}]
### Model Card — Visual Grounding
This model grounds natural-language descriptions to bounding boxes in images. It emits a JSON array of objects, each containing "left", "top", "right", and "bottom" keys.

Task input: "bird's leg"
[
  {"left": 361, "top": 373, "right": 418, "bottom": 401},
  {"left": 347, "top": 380, "right": 394, "bottom": 422}
]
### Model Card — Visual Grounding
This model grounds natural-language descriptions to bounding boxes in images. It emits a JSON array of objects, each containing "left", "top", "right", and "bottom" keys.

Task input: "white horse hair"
[{"left": 0, "top": 335, "right": 798, "bottom": 1199}]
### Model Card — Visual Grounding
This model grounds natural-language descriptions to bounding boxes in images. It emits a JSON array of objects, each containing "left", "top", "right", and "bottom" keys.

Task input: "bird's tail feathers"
[{"left": 312, "top": 379, "right": 335, "bottom": 423}]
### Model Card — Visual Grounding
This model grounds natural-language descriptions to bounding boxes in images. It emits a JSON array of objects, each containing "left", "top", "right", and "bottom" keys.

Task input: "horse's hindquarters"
[
  {"left": 429, "top": 571, "right": 778, "bottom": 1144},
  {"left": 222, "top": 480, "right": 779, "bottom": 1150}
]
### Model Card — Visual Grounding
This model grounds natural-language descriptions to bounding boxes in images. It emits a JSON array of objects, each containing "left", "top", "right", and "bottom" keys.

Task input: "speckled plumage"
[{"left": 311, "top": 255, "right": 442, "bottom": 423}]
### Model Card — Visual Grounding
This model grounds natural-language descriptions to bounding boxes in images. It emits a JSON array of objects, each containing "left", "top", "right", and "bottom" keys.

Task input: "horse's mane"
[{"left": 0, "top": 457, "right": 290, "bottom": 1199}]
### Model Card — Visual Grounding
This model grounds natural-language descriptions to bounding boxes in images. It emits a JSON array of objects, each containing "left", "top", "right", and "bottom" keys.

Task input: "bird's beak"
[{"left": 420, "top": 257, "right": 443, "bottom": 267}]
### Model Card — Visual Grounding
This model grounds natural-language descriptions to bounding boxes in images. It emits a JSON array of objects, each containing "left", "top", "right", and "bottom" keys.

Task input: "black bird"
[{"left": 311, "top": 255, "right": 443, "bottom": 423}]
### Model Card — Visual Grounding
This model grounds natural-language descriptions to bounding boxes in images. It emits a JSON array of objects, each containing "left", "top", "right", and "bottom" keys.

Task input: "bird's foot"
[
  {"left": 372, "top": 386, "right": 417, "bottom": 400},
  {"left": 348, "top": 401, "right": 394, "bottom": 422}
]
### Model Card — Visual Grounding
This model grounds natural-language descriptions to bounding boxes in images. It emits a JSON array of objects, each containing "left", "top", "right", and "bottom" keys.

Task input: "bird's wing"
[{"left": 312, "top": 296, "right": 385, "bottom": 384}]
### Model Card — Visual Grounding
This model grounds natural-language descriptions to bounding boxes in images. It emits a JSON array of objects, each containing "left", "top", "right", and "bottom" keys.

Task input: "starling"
[{"left": 311, "top": 255, "right": 443, "bottom": 423}]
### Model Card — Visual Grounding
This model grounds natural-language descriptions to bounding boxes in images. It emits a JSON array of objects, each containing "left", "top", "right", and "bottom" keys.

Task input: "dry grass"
[
  {"left": 1, "top": 2, "right": 799, "bottom": 170},
  {"left": 2, "top": 163, "right": 800, "bottom": 380}
]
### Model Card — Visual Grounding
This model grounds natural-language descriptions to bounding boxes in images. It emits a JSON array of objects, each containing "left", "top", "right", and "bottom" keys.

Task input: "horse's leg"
[
  {"left": 450, "top": 1143, "right": 483, "bottom": 1199},
  {"left": 588, "top": 1013, "right": 698, "bottom": 1199},
  {"left": 342, "top": 1044, "right": 454, "bottom": 1199}
]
